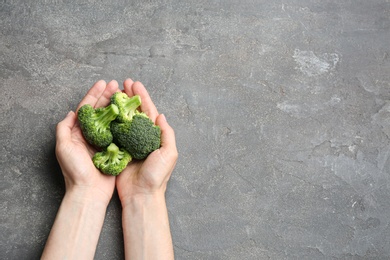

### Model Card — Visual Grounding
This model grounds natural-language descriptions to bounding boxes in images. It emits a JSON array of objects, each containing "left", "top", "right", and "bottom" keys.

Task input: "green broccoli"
[
  {"left": 77, "top": 104, "right": 119, "bottom": 148},
  {"left": 110, "top": 92, "right": 141, "bottom": 123},
  {"left": 92, "top": 143, "right": 132, "bottom": 175},
  {"left": 111, "top": 112, "right": 161, "bottom": 160}
]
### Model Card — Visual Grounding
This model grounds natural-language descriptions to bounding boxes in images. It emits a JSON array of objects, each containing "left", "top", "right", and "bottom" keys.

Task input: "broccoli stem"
[
  {"left": 94, "top": 104, "right": 119, "bottom": 133},
  {"left": 106, "top": 142, "right": 119, "bottom": 154},
  {"left": 106, "top": 143, "right": 123, "bottom": 165},
  {"left": 123, "top": 95, "right": 141, "bottom": 118}
]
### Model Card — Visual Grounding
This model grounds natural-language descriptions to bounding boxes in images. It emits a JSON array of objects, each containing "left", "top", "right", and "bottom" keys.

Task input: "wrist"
[
  {"left": 120, "top": 191, "right": 166, "bottom": 210},
  {"left": 121, "top": 191, "right": 173, "bottom": 259},
  {"left": 65, "top": 185, "right": 112, "bottom": 207},
  {"left": 42, "top": 186, "right": 109, "bottom": 259}
]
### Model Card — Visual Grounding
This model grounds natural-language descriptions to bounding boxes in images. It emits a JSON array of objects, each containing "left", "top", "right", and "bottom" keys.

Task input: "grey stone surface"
[{"left": 1, "top": 0, "right": 390, "bottom": 259}]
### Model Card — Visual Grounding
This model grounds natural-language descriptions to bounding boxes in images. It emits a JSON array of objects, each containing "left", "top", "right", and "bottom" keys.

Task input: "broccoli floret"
[
  {"left": 92, "top": 143, "right": 132, "bottom": 175},
  {"left": 110, "top": 92, "right": 141, "bottom": 123},
  {"left": 77, "top": 104, "right": 119, "bottom": 148},
  {"left": 111, "top": 113, "right": 161, "bottom": 160}
]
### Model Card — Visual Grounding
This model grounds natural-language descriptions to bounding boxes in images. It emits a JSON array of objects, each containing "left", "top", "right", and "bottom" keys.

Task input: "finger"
[
  {"left": 76, "top": 80, "right": 106, "bottom": 111},
  {"left": 95, "top": 80, "right": 120, "bottom": 108},
  {"left": 132, "top": 81, "right": 159, "bottom": 122},
  {"left": 155, "top": 114, "right": 178, "bottom": 161},
  {"left": 123, "top": 78, "right": 135, "bottom": 96},
  {"left": 56, "top": 111, "right": 77, "bottom": 144}
]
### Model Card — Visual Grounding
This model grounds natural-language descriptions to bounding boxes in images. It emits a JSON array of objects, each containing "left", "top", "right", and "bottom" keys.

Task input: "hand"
[
  {"left": 116, "top": 79, "right": 178, "bottom": 205},
  {"left": 55, "top": 80, "right": 120, "bottom": 205},
  {"left": 42, "top": 80, "right": 121, "bottom": 259},
  {"left": 115, "top": 79, "right": 177, "bottom": 260}
]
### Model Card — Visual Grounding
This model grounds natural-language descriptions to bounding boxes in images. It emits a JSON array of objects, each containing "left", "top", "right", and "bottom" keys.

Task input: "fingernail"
[
  {"left": 160, "top": 114, "right": 167, "bottom": 122},
  {"left": 67, "top": 111, "right": 74, "bottom": 117}
]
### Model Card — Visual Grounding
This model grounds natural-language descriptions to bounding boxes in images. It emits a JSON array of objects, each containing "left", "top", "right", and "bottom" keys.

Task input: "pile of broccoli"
[{"left": 77, "top": 92, "right": 161, "bottom": 176}]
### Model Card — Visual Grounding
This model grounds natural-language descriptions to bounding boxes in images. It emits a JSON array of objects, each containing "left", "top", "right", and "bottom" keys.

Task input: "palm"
[
  {"left": 116, "top": 149, "right": 171, "bottom": 200},
  {"left": 114, "top": 80, "right": 177, "bottom": 203},
  {"left": 57, "top": 124, "right": 115, "bottom": 199},
  {"left": 56, "top": 80, "right": 120, "bottom": 203}
]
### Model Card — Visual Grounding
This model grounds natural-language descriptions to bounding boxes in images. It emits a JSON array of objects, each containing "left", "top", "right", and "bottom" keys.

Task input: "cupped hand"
[
  {"left": 116, "top": 79, "right": 178, "bottom": 205},
  {"left": 55, "top": 80, "right": 120, "bottom": 205}
]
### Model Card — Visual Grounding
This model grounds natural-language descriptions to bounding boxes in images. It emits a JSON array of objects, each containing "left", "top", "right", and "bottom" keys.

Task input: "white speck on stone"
[
  {"left": 277, "top": 101, "right": 300, "bottom": 114},
  {"left": 293, "top": 49, "right": 339, "bottom": 77}
]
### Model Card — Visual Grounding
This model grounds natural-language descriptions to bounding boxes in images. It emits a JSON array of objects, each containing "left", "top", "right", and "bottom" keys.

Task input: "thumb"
[
  {"left": 56, "top": 111, "right": 77, "bottom": 144},
  {"left": 155, "top": 114, "right": 178, "bottom": 162}
]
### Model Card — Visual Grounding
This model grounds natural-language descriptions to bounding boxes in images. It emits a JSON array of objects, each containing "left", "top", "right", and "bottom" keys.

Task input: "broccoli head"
[
  {"left": 110, "top": 92, "right": 141, "bottom": 123},
  {"left": 111, "top": 112, "right": 161, "bottom": 160},
  {"left": 92, "top": 143, "right": 132, "bottom": 176},
  {"left": 77, "top": 104, "right": 119, "bottom": 148}
]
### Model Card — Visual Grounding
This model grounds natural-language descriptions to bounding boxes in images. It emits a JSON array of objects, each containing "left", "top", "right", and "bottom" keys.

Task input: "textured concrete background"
[{"left": 1, "top": 0, "right": 390, "bottom": 259}]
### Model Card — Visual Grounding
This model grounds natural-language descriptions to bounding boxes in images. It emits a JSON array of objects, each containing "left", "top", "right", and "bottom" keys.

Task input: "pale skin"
[{"left": 41, "top": 79, "right": 177, "bottom": 260}]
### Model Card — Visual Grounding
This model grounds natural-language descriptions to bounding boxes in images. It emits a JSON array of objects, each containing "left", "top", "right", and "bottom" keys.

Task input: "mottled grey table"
[{"left": 1, "top": 1, "right": 390, "bottom": 259}]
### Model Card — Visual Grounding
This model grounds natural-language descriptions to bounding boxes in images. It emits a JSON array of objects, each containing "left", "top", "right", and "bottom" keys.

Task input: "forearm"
[
  {"left": 41, "top": 189, "right": 109, "bottom": 259},
  {"left": 122, "top": 194, "right": 174, "bottom": 260}
]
